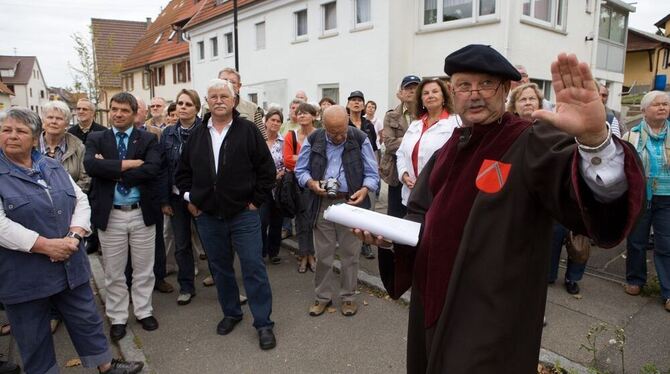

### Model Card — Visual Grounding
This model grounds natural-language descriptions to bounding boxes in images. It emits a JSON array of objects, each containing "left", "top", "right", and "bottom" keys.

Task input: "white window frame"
[
  {"left": 352, "top": 0, "right": 372, "bottom": 30},
  {"left": 168, "top": 30, "right": 176, "bottom": 40},
  {"left": 520, "top": 0, "right": 567, "bottom": 32},
  {"left": 255, "top": 22, "right": 266, "bottom": 50},
  {"left": 320, "top": 1, "right": 338, "bottom": 38},
  {"left": 319, "top": 83, "right": 340, "bottom": 104},
  {"left": 419, "top": 0, "right": 499, "bottom": 32},
  {"left": 224, "top": 32, "right": 234, "bottom": 56},
  {"left": 294, "top": 8, "right": 309, "bottom": 42},
  {"left": 210, "top": 36, "right": 219, "bottom": 59},
  {"left": 154, "top": 32, "right": 162, "bottom": 44},
  {"left": 196, "top": 40, "right": 205, "bottom": 61}
]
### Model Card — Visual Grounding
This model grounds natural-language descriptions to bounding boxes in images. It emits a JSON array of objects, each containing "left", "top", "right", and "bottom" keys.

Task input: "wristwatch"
[{"left": 67, "top": 231, "right": 83, "bottom": 241}]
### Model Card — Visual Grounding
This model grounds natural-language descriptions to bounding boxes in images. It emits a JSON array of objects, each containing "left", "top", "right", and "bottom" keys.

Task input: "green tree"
[{"left": 69, "top": 30, "right": 99, "bottom": 106}]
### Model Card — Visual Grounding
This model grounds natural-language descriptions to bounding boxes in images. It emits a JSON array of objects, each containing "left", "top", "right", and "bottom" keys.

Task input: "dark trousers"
[
  {"left": 548, "top": 224, "right": 586, "bottom": 283},
  {"left": 627, "top": 196, "right": 670, "bottom": 299},
  {"left": 4, "top": 284, "right": 112, "bottom": 374},
  {"left": 169, "top": 196, "right": 196, "bottom": 294},
  {"left": 387, "top": 183, "right": 406, "bottom": 218},
  {"left": 260, "top": 193, "right": 282, "bottom": 259},
  {"left": 196, "top": 209, "right": 274, "bottom": 329}
]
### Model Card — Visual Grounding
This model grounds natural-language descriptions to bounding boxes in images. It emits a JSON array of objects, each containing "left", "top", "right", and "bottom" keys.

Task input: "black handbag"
[{"left": 276, "top": 131, "right": 301, "bottom": 218}]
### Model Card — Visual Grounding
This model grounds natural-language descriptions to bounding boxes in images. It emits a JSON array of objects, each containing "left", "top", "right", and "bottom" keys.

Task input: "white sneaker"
[{"left": 177, "top": 293, "right": 194, "bottom": 305}]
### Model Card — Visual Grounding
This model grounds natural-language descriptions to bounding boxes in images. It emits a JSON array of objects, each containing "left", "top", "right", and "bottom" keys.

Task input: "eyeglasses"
[
  {"left": 453, "top": 80, "right": 502, "bottom": 99},
  {"left": 207, "top": 95, "right": 232, "bottom": 102},
  {"left": 76, "top": 107, "right": 90, "bottom": 111},
  {"left": 177, "top": 101, "right": 194, "bottom": 107}
]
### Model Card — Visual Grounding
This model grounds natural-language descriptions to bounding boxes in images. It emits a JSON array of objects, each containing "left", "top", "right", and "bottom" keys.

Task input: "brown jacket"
[
  {"left": 380, "top": 116, "right": 645, "bottom": 373},
  {"left": 380, "top": 104, "right": 411, "bottom": 186}
]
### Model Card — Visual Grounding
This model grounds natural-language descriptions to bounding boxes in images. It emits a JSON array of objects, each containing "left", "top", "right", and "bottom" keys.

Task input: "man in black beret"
[{"left": 357, "top": 44, "right": 646, "bottom": 372}]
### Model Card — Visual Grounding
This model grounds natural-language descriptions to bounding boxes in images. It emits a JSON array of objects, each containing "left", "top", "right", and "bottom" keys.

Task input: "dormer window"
[
  {"left": 168, "top": 30, "right": 176, "bottom": 40},
  {"left": 154, "top": 32, "right": 162, "bottom": 44}
]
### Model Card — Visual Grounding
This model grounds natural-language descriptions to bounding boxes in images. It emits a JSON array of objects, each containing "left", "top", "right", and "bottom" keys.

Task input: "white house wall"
[{"left": 190, "top": 0, "right": 392, "bottom": 112}]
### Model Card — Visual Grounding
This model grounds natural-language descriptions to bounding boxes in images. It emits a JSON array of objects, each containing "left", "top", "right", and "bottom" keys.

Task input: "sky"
[{"left": 0, "top": 0, "right": 668, "bottom": 89}]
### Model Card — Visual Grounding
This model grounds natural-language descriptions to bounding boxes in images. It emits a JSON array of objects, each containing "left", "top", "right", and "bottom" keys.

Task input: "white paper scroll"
[{"left": 323, "top": 203, "right": 421, "bottom": 246}]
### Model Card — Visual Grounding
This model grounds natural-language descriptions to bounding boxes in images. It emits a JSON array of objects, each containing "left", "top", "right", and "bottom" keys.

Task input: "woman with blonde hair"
[{"left": 506, "top": 82, "right": 543, "bottom": 120}]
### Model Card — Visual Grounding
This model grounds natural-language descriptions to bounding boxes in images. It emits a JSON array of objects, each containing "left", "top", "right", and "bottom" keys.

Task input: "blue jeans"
[
  {"left": 626, "top": 196, "right": 670, "bottom": 300},
  {"left": 5, "top": 283, "right": 112, "bottom": 374},
  {"left": 170, "top": 196, "right": 196, "bottom": 294},
  {"left": 548, "top": 224, "right": 586, "bottom": 283},
  {"left": 259, "top": 193, "right": 282, "bottom": 259},
  {"left": 195, "top": 209, "right": 274, "bottom": 329}
]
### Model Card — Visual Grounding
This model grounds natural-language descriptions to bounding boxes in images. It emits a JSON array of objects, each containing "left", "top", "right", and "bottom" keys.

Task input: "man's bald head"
[{"left": 322, "top": 105, "right": 349, "bottom": 144}]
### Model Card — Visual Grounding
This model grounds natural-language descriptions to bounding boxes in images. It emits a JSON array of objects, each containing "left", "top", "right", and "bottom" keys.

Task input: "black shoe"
[
  {"left": 0, "top": 360, "right": 20, "bottom": 374},
  {"left": 216, "top": 317, "right": 242, "bottom": 335},
  {"left": 109, "top": 324, "right": 127, "bottom": 342},
  {"left": 361, "top": 244, "right": 375, "bottom": 259},
  {"left": 137, "top": 316, "right": 159, "bottom": 331},
  {"left": 101, "top": 358, "right": 144, "bottom": 374},
  {"left": 258, "top": 328, "right": 276, "bottom": 350},
  {"left": 270, "top": 256, "right": 281, "bottom": 265},
  {"left": 564, "top": 280, "right": 580, "bottom": 295}
]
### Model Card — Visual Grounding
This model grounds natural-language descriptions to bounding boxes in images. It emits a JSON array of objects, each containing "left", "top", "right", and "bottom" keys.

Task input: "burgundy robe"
[{"left": 378, "top": 113, "right": 645, "bottom": 373}]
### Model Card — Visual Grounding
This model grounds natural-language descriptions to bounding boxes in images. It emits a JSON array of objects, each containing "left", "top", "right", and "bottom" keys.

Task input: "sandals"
[
  {"left": 0, "top": 323, "right": 10, "bottom": 336},
  {"left": 307, "top": 256, "right": 317, "bottom": 273},
  {"left": 297, "top": 257, "right": 308, "bottom": 273}
]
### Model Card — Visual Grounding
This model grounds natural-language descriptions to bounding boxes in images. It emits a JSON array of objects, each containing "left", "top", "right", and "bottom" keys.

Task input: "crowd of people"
[{"left": 0, "top": 43, "right": 667, "bottom": 373}]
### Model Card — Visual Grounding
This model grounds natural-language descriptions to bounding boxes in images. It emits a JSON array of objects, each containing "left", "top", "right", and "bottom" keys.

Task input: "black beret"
[{"left": 444, "top": 44, "right": 522, "bottom": 81}]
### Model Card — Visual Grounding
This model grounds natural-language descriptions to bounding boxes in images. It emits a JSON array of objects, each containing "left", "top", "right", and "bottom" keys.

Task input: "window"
[
  {"left": 154, "top": 32, "right": 162, "bottom": 44},
  {"left": 210, "top": 36, "right": 219, "bottom": 58},
  {"left": 522, "top": 0, "right": 566, "bottom": 30},
  {"left": 530, "top": 78, "right": 552, "bottom": 102},
  {"left": 355, "top": 0, "right": 371, "bottom": 25},
  {"left": 197, "top": 41, "right": 205, "bottom": 60},
  {"left": 295, "top": 9, "right": 308, "bottom": 38},
  {"left": 323, "top": 2, "right": 337, "bottom": 32},
  {"left": 40, "top": 90, "right": 44, "bottom": 99},
  {"left": 122, "top": 74, "right": 134, "bottom": 91},
  {"left": 225, "top": 32, "right": 234, "bottom": 54},
  {"left": 142, "top": 71, "right": 151, "bottom": 90},
  {"left": 248, "top": 93, "right": 258, "bottom": 104},
  {"left": 172, "top": 61, "right": 191, "bottom": 83},
  {"left": 153, "top": 66, "right": 165, "bottom": 86},
  {"left": 168, "top": 30, "right": 176, "bottom": 40},
  {"left": 598, "top": 5, "right": 626, "bottom": 44},
  {"left": 422, "top": 0, "right": 496, "bottom": 26},
  {"left": 30, "top": 88, "right": 33, "bottom": 97},
  {"left": 256, "top": 22, "right": 266, "bottom": 50},
  {"left": 319, "top": 84, "right": 339, "bottom": 104}
]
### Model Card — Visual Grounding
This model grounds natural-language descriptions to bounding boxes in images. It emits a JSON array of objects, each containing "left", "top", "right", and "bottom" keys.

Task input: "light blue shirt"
[
  {"left": 112, "top": 126, "right": 140, "bottom": 205},
  {"left": 295, "top": 134, "right": 379, "bottom": 193}
]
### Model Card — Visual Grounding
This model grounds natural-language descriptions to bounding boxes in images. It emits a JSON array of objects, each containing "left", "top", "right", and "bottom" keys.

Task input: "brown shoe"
[
  {"left": 664, "top": 299, "right": 670, "bottom": 312},
  {"left": 154, "top": 280, "right": 174, "bottom": 293},
  {"left": 624, "top": 284, "right": 641, "bottom": 296},
  {"left": 341, "top": 300, "right": 358, "bottom": 317},
  {"left": 308, "top": 300, "right": 331, "bottom": 316}
]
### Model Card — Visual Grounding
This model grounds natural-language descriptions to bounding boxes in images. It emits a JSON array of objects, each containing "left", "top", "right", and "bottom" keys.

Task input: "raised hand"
[{"left": 532, "top": 53, "right": 607, "bottom": 147}]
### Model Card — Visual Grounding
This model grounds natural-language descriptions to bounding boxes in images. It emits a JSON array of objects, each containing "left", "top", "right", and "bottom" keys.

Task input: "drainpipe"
[{"left": 145, "top": 65, "right": 154, "bottom": 99}]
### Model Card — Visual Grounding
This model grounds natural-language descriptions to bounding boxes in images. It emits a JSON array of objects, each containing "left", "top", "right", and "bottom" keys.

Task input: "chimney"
[{"left": 146, "top": 17, "right": 152, "bottom": 29}]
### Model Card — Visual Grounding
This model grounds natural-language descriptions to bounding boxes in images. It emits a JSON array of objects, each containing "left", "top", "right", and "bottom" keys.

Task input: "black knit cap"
[{"left": 444, "top": 44, "right": 522, "bottom": 81}]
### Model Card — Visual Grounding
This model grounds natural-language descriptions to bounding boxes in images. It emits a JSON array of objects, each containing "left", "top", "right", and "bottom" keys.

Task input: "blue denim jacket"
[
  {"left": 160, "top": 118, "right": 202, "bottom": 201},
  {"left": 0, "top": 150, "right": 90, "bottom": 305}
]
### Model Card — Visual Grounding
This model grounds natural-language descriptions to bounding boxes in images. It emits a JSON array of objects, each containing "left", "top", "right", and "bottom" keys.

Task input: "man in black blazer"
[
  {"left": 176, "top": 79, "right": 277, "bottom": 350},
  {"left": 84, "top": 92, "right": 162, "bottom": 342}
]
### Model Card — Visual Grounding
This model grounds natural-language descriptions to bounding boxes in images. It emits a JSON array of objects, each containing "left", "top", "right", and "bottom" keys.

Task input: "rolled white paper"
[{"left": 323, "top": 203, "right": 421, "bottom": 246}]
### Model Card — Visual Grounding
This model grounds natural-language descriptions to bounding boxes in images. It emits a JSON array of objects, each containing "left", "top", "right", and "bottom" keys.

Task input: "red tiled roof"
[
  {"left": 0, "top": 81, "right": 13, "bottom": 96},
  {"left": 184, "top": 0, "right": 263, "bottom": 30},
  {"left": 122, "top": 0, "right": 206, "bottom": 71},
  {"left": 92, "top": 18, "right": 148, "bottom": 88},
  {"left": 0, "top": 56, "right": 36, "bottom": 85}
]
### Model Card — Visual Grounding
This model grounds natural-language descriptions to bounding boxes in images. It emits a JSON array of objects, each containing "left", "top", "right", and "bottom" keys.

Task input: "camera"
[{"left": 319, "top": 178, "right": 340, "bottom": 198}]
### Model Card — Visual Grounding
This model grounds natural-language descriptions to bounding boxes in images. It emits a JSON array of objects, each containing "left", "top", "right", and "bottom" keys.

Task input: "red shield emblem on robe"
[{"left": 476, "top": 159, "right": 511, "bottom": 193}]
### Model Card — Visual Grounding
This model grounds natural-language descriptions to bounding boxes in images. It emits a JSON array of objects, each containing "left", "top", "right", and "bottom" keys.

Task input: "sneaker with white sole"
[{"left": 177, "top": 293, "right": 194, "bottom": 305}]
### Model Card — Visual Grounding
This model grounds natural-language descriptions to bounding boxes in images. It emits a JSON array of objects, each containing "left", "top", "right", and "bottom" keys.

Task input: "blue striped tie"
[{"left": 116, "top": 132, "right": 130, "bottom": 195}]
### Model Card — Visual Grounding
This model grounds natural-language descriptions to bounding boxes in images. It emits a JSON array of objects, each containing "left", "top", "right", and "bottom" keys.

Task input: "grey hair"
[
  {"left": 0, "top": 107, "right": 43, "bottom": 138},
  {"left": 290, "top": 98, "right": 304, "bottom": 107},
  {"left": 41, "top": 100, "right": 72, "bottom": 123},
  {"left": 640, "top": 91, "right": 670, "bottom": 111},
  {"left": 206, "top": 78, "right": 236, "bottom": 97},
  {"left": 77, "top": 98, "right": 96, "bottom": 111},
  {"left": 218, "top": 67, "right": 240, "bottom": 82}
]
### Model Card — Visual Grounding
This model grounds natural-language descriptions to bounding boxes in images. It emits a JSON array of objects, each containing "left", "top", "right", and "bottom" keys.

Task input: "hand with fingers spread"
[{"left": 532, "top": 53, "right": 608, "bottom": 147}]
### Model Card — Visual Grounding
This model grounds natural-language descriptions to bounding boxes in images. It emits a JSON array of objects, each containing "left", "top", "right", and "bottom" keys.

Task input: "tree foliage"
[{"left": 69, "top": 29, "right": 99, "bottom": 105}]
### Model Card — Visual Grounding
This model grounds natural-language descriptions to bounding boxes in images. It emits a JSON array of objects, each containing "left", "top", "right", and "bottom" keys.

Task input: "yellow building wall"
[{"left": 624, "top": 48, "right": 670, "bottom": 89}]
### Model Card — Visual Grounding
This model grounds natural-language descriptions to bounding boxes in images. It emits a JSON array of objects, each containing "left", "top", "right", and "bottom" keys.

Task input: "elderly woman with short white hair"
[
  {"left": 40, "top": 101, "right": 90, "bottom": 192},
  {"left": 622, "top": 90, "right": 670, "bottom": 312}
]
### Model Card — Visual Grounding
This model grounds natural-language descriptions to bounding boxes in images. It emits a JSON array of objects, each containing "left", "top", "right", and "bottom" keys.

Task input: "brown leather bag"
[{"left": 565, "top": 232, "right": 591, "bottom": 264}]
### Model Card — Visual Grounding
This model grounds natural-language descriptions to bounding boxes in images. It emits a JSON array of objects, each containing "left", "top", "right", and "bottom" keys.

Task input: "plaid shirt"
[{"left": 38, "top": 133, "right": 67, "bottom": 162}]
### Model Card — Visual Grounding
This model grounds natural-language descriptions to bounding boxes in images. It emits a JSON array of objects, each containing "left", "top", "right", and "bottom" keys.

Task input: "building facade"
[
  {"left": 0, "top": 56, "right": 49, "bottom": 114},
  {"left": 185, "top": 0, "right": 634, "bottom": 113}
]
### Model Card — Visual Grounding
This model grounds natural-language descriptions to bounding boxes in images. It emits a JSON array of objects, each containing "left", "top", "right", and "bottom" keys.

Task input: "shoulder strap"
[{"left": 291, "top": 130, "right": 298, "bottom": 155}]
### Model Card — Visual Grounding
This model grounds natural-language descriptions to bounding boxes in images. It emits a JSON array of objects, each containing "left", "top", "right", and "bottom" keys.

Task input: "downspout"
[{"left": 145, "top": 64, "right": 154, "bottom": 98}]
